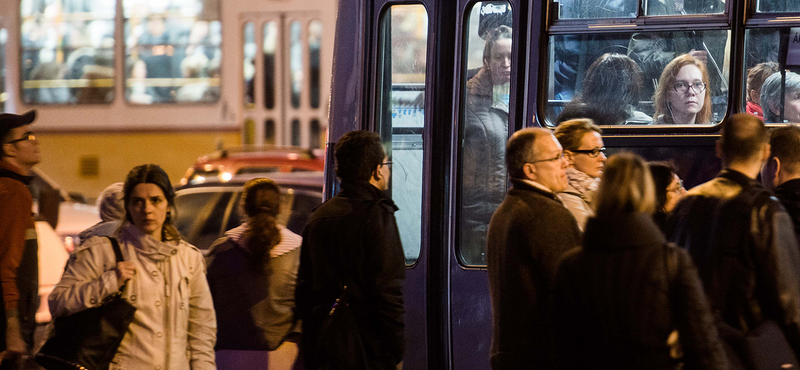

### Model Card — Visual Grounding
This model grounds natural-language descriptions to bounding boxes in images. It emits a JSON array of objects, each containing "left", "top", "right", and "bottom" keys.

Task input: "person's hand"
[
  {"left": 3, "top": 316, "right": 26, "bottom": 360},
  {"left": 115, "top": 261, "right": 136, "bottom": 289},
  {"left": 689, "top": 49, "right": 708, "bottom": 65}
]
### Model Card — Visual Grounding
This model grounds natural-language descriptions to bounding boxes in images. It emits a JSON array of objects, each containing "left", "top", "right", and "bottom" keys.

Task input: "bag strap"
[{"left": 106, "top": 236, "right": 124, "bottom": 262}]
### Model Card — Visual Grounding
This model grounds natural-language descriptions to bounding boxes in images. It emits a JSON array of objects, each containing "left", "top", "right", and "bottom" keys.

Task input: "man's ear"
[
  {"left": 2, "top": 143, "right": 15, "bottom": 158},
  {"left": 522, "top": 162, "right": 537, "bottom": 181}
]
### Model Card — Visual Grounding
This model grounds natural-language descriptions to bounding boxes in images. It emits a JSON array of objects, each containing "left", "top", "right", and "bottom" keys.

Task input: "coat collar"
[
  {"left": 119, "top": 222, "right": 179, "bottom": 260},
  {"left": 775, "top": 178, "right": 800, "bottom": 196},
  {"left": 338, "top": 180, "right": 399, "bottom": 212},
  {"left": 583, "top": 212, "right": 665, "bottom": 250},
  {"left": 509, "top": 178, "right": 559, "bottom": 200},
  {"left": 718, "top": 168, "right": 760, "bottom": 190},
  {"left": 0, "top": 161, "right": 33, "bottom": 185}
]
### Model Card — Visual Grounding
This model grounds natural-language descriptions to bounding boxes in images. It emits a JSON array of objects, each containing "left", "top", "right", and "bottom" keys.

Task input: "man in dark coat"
[
  {"left": 487, "top": 128, "right": 582, "bottom": 369},
  {"left": 296, "top": 130, "right": 405, "bottom": 370},
  {"left": 761, "top": 125, "right": 800, "bottom": 244},
  {"left": 0, "top": 111, "right": 39, "bottom": 369},
  {"left": 668, "top": 113, "right": 800, "bottom": 364}
]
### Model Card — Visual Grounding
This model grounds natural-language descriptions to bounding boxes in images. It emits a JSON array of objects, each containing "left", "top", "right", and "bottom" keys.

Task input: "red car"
[{"left": 180, "top": 146, "right": 325, "bottom": 186}]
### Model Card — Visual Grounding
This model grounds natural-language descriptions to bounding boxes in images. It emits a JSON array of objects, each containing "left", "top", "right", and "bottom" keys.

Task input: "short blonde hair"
[{"left": 594, "top": 152, "right": 656, "bottom": 216}]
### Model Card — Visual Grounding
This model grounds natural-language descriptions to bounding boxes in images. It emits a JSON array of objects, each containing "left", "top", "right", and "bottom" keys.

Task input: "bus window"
[
  {"left": 376, "top": 4, "right": 428, "bottom": 265},
  {"left": 0, "top": 28, "right": 6, "bottom": 111},
  {"left": 265, "top": 119, "right": 276, "bottom": 145},
  {"left": 310, "top": 119, "right": 321, "bottom": 148},
  {"left": 642, "top": 0, "right": 725, "bottom": 15},
  {"left": 289, "top": 21, "right": 303, "bottom": 109},
  {"left": 21, "top": 0, "right": 116, "bottom": 104},
  {"left": 309, "top": 20, "right": 322, "bottom": 109},
  {"left": 244, "top": 22, "right": 255, "bottom": 108},
  {"left": 756, "top": 0, "right": 800, "bottom": 12},
  {"left": 123, "top": 0, "right": 221, "bottom": 104},
  {"left": 558, "top": 0, "right": 724, "bottom": 18},
  {"left": 458, "top": 1, "right": 512, "bottom": 267},
  {"left": 743, "top": 28, "right": 800, "bottom": 123},
  {"left": 264, "top": 21, "right": 278, "bottom": 110},
  {"left": 546, "top": 30, "right": 729, "bottom": 126}
]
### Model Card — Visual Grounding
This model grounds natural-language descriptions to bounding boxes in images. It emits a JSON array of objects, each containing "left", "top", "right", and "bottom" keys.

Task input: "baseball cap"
[{"left": 0, "top": 110, "right": 36, "bottom": 142}]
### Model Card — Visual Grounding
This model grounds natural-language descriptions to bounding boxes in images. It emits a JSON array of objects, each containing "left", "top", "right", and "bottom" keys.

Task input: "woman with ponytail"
[{"left": 206, "top": 178, "right": 302, "bottom": 369}]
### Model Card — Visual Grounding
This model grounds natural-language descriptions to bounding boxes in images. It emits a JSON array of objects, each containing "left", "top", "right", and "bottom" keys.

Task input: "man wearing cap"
[{"left": 0, "top": 110, "right": 40, "bottom": 368}]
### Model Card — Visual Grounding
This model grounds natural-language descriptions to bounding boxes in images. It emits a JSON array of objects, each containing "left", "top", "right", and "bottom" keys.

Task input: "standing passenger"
[
  {"left": 668, "top": 113, "right": 800, "bottom": 363},
  {"left": 648, "top": 162, "right": 687, "bottom": 232},
  {"left": 761, "top": 125, "right": 800, "bottom": 243},
  {"left": 553, "top": 153, "right": 726, "bottom": 370},
  {"left": 487, "top": 128, "right": 581, "bottom": 369},
  {"left": 0, "top": 111, "right": 40, "bottom": 369},
  {"left": 206, "top": 178, "right": 302, "bottom": 369},
  {"left": 745, "top": 62, "right": 779, "bottom": 119},
  {"left": 554, "top": 118, "right": 606, "bottom": 230},
  {"left": 296, "top": 130, "right": 405, "bottom": 370}
]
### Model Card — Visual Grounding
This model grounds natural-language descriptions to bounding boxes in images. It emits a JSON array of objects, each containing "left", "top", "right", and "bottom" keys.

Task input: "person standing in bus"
[
  {"left": 760, "top": 71, "right": 800, "bottom": 124},
  {"left": 487, "top": 128, "right": 581, "bottom": 369},
  {"left": 745, "top": 62, "right": 779, "bottom": 119},
  {"left": 653, "top": 54, "right": 713, "bottom": 124},
  {"left": 554, "top": 119, "right": 606, "bottom": 231},
  {"left": 761, "top": 125, "right": 800, "bottom": 244},
  {"left": 296, "top": 130, "right": 405, "bottom": 370},
  {"left": 462, "top": 25, "right": 512, "bottom": 265},
  {"left": 0, "top": 111, "right": 39, "bottom": 370}
]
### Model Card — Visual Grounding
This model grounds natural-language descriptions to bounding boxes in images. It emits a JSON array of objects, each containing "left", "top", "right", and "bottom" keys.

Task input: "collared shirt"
[{"left": 518, "top": 178, "right": 557, "bottom": 196}]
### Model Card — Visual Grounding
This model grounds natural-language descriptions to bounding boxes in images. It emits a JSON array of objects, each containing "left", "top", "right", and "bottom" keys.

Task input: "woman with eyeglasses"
[
  {"left": 554, "top": 119, "right": 607, "bottom": 231},
  {"left": 654, "top": 54, "right": 713, "bottom": 124},
  {"left": 552, "top": 153, "right": 727, "bottom": 370},
  {"left": 648, "top": 161, "right": 687, "bottom": 232}
]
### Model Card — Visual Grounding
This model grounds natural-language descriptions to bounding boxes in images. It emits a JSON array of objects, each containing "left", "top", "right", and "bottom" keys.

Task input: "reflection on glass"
[
  {"left": 560, "top": 0, "right": 637, "bottom": 18},
  {"left": 21, "top": 0, "right": 116, "bottom": 104},
  {"left": 123, "top": 0, "right": 221, "bottom": 104},
  {"left": 643, "top": 0, "right": 725, "bottom": 15},
  {"left": 309, "top": 20, "right": 322, "bottom": 109},
  {"left": 310, "top": 119, "right": 321, "bottom": 148},
  {"left": 289, "top": 21, "right": 303, "bottom": 109},
  {"left": 244, "top": 22, "right": 255, "bottom": 108},
  {"left": 743, "top": 29, "right": 800, "bottom": 123},
  {"left": 0, "top": 28, "right": 6, "bottom": 111},
  {"left": 265, "top": 119, "right": 275, "bottom": 145},
  {"left": 291, "top": 119, "right": 301, "bottom": 146},
  {"left": 547, "top": 30, "right": 729, "bottom": 125},
  {"left": 263, "top": 22, "right": 277, "bottom": 109},
  {"left": 459, "top": 2, "right": 512, "bottom": 266},
  {"left": 376, "top": 4, "right": 428, "bottom": 265},
  {"left": 757, "top": 0, "right": 800, "bottom": 12}
]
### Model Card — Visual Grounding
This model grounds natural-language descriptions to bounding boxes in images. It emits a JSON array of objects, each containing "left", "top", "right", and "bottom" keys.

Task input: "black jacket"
[
  {"left": 296, "top": 181, "right": 405, "bottom": 369},
  {"left": 554, "top": 213, "right": 727, "bottom": 370},
  {"left": 487, "top": 179, "right": 582, "bottom": 369},
  {"left": 667, "top": 169, "right": 800, "bottom": 359},
  {"left": 774, "top": 178, "right": 800, "bottom": 244}
]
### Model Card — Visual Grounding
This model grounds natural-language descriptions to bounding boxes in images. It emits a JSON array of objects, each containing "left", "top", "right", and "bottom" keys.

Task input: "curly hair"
[{"left": 241, "top": 178, "right": 282, "bottom": 265}]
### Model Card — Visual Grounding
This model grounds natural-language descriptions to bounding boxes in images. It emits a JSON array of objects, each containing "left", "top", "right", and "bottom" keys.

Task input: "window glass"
[
  {"left": 558, "top": 0, "right": 724, "bottom": 19},
  {"left": 0, "top": 28, "right": 6, "bottom": 111},
  {"left": 291, "top": 119, "right": 300, "bottom": 146},
  {"left": 756, "top": 0, "right": 800, "bottom": 12},
  {"left": 546, "top": 30, "right": 729, "bottom": 126},
  {"left": 265, "top": 119, "right": 275, "bottom": 144},
  {"left": 458, "top": 1, "right": 512, "bottom": 266},
  {"left": 310, "top": 119, "right": 321, "bottom": 148},
  {"left": 743, "top": 28, "right": 800, "bottom": 123},
  {"left": 123, "top": 0, "right": 221, "bottom": 104},
  {"left": 376, "top": 4, "right": 428, "bottom": 265},
  {"left": 174, "top": 191, "right": 233, "bottom": 251},
  {"left": 21, "top": 0, "right": 115, "bottom": 104},
  {"left": 642, "top": 0, "right": 725, "bottom": 15},
  {"left": 264, "top": 21, "right": 277, "bottom": 109},
  {"left": 289, "top": 21, "right": 303, "bottom": 109},
  {"left": 244, "top": 22, "right": 255, "bottom": 108},
  {"left": 309, "top": 20, "right": 322, "bottom": 109}
]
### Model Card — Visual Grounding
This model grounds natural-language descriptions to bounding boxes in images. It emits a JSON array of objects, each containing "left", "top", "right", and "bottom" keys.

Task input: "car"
[
  {"left": 180, "top": 146, "right": 325, "bottom": 187},
  {"left": 174, "top": 171, "right": 324, "bottom": 253}
]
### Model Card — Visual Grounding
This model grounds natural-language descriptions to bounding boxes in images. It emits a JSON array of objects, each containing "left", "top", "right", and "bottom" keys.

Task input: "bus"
[{"left": 325, "top": 0, "right": 800, "bottom": 368}]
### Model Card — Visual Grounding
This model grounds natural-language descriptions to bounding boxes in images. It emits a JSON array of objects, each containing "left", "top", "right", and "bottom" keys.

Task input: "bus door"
[{"left": 239, "top": 12, "right": 327, "bottom": 149}]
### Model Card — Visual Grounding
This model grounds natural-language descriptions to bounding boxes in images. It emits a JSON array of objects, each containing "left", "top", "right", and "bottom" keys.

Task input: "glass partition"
[
  {"left": 123, "top": 0, "right": 221, "bottom": 104},
  {"left": 376, "top": 4, "right": 429, "bottom": 265},
  {"left": 558, "top": 0, "right": 725, "bottom": 19},
  {"left": 458, "top": 1, "right": 513, "bottom": 266},
  {"left": 546, "top": 30, "right": 730, "bottom": 125},
  {"left": 21, "top": 0, "right": 116, "bottom": 104},
  {"left": 289, "top": 21, "right": 303, "bottom": 109},
  {"left": 743, "top": 28, "right": 800, "bottom": 123},
  {"left": 309, "top": 20, "right": 322, "bottom": 109},
  {"left": 243, "top": 22, "right": 255, "bottom": 108},
  {"left": 0, "top": 28, "right": 6, "bottom": 111},
  {"left": 264, "top": 21, "right": 277, "bottom": 109}
]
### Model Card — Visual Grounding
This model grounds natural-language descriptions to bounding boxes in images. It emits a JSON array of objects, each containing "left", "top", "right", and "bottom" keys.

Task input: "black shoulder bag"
[{"left": 35, "top": 236, "right": 137, "bottom": 370}]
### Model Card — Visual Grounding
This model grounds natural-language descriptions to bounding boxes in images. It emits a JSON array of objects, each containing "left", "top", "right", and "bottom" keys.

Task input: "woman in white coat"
[{"left": 49, "top": 164, "right": 216, "bottom": 370}]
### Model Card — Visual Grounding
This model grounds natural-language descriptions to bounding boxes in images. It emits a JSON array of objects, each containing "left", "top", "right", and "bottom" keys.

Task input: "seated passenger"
[
  {"left": 554, "top": 119, "right": 607, "bottom": 231},
  {"left": 553, "top": 152, "right": 727, "bottom": 370},
  {"left": 648, "top": 161, "right": 686, "bottom": 232},
  {"left": 760, "top": 71, "right": 800, "bottom": 123},
  {"left": 654, "top": 54, "right": 712, "bottom": 124},
  {"left": 557, "top": 53, "right": 652, "bottom": 125},
  {"left": 745, "top": 62, "right": 779, "bottom": 119}
]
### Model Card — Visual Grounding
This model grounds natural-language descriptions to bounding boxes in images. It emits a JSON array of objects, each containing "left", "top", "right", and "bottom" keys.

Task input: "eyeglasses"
[
  {"left": 381, "top": 161, "right": 392, "bottom": 167},
  {"left": 569, "top": 147, "right": 606, "bottom": 158},
  {"left": 528, "top": 152, "right": 565, "bottom": 164},
  {"left": 667, "top": 179, "right": 685, "bottom": 193},
  {"left": 673, "top": 81, "right": 706, "bottom": 94},
  {"left": 5, "top": 134, "right": 36, "bottom": 144}
]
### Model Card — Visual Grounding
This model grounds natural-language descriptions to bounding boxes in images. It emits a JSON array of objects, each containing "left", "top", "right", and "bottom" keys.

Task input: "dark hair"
[
  {"left": 506, "top": 128, "right": 551, "bottom": 179},
  {"left": 559, "top": 53, "right": 644, "bottom": 125},
  {"left": 123, "top": 164, "right": 180, "bottom": 241},
  {"left": 334, "top": 130, "right": 386, "bottom": 183},
  {"left": 482, "top": 25, "right": 513, "bottom": 67},
  {"left": 648, "top": 161, "right": 677, "bottom": 214},
  {"left": 554, "top": 118, "right": 601, "bottom": 151},
  {"left": 760, "top": 71, "right": 800, "bottom": 123},
  {"left": 747, "top": 62, "right": 779, "bottom": 103},
  {"left": 654, "top": 54, "right": 712, "bottom": 124},
  {"left": 594, "top": 152, "right": 656, "bottom": 216},
  {"left": 241, "top": 178, "right": 282, "bottom": 264},
  {"left": 769, "top": 125, "right": 800, "bottom": 175},
  {"left": 719, "top": 113, "right": 768, "bottom": 164}
]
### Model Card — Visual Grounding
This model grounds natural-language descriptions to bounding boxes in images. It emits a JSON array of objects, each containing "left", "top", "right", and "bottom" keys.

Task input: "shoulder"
[
  {"left": 69, "top": 236, "right": 115, "bottom": 264},
  {"left": 206, "top": 236, "right": 236, "bottom": 257}
]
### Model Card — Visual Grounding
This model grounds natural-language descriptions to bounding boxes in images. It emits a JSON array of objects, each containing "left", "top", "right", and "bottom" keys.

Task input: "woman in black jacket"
[{"left": 553, "top": 152, "right": 727, "bottom": 370}]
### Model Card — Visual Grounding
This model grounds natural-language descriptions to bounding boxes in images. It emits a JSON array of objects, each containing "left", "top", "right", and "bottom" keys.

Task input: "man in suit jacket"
[{"left": 487, "top": 128, "right": 582, "bottom": 369}]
